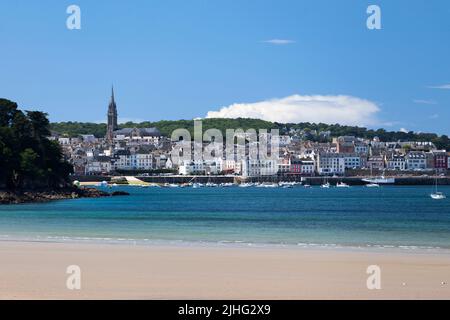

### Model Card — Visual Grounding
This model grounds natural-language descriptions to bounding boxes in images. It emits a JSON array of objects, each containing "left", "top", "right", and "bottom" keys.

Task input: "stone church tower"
[{"left": 106, "top": 86, "right": 118, "bottom": 143}]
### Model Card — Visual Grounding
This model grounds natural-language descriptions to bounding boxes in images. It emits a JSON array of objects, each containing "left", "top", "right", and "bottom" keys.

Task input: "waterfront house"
[
  {"left": 316, "top": 153, "right": 345, "bottom": 176},
  {"left": 241, "top": 158, "right": 278, "bottom": 177},
  {"left": 342, "top": 153, "right": 362, "bottom": 169},
  {"left": 113, "top": 149, "right": 154, "bottom": 171},
  {"left": 278, "top": 157, "right": 291, "bottom": 175},
  {"left": 367, "top": 155, "right": 385, "bottom": 170},
  {"left": 299, "top": 159, "right": 315, "bottom": 176},
  {"left": 385, "top": 154, "right": 406, "bottom": 171},
  {"left": 406, "top": 151, "right": 427, "bottom": 170},
  {"left": 431, "top": 150, "right": 448, "bottom": 172}
]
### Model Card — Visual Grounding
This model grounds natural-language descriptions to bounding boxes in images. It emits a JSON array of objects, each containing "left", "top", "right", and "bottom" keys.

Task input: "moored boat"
[
  {"left": 365, "top": 183, "right": 380, "bottom": 188},
  {"left": 336, "top": 182, "right": 350, "bottom": 188}
]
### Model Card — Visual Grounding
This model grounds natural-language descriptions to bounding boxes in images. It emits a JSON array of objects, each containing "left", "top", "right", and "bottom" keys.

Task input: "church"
[{"left": 106, "top": 87, "right": 161, "bottom": 144}]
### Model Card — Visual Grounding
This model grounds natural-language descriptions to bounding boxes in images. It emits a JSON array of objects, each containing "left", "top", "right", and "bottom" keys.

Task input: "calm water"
[{"left": 0, "top": 186, "right": 449, "bottom": 250}]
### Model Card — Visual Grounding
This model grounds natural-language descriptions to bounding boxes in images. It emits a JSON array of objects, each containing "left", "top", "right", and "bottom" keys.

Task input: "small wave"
[{"left": 0, "top": 234, "right": 448, "bottom": 253}]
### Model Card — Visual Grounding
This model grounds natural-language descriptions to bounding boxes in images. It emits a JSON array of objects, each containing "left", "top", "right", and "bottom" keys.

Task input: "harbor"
[{"left": 71, "top": 174, "right": 450, "bottom": 187}]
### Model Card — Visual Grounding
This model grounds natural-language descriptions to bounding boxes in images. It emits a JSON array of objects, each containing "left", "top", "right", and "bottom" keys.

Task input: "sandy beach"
[{"left": 0, "top": 241, "right": 449, "bottom": 300}]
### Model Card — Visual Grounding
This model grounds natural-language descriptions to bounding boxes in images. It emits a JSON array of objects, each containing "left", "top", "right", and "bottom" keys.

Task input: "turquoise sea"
[{"left": 0, "top": 186, "right": 449, "bottom": 250}]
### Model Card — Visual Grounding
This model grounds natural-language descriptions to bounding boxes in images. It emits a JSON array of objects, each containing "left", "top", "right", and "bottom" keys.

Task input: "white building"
[
  {"left": 114, "top": 128, "right": 161, "bottom": 145},
  {"left": 58, "top": 137, "right": 71, "bottom": 145},
  {"left": 216, "top": 158, "right": 238, "bottom": 174},
  {"left": 115, "top": 151, "right": 154, "bottom": 170},
  {"left": 299, "top": 159, "right": 315, "bottom": 175},
  {"left": 316, "top": 153, "right": 345, "bottom": 175},
  {"left": 354, "top": 143, "right": 369, "bottom": 154},
  {"left": 178, "top": 160, "right": 219, "bottom": 175},
  {"left": 85, "top": 156, "right": 112, "bottom": 174},
  {"left": 406, "top": 151, "right": 427, "bottom": 170},
  {"left": 386, "top": 154, "right": 406, "bottom": 171},
  {"left": 241, "top": 159, "right": 278, "bottom": 177},
  {"left": 343, "top": 154, "right": 361, "bottom": 169}
]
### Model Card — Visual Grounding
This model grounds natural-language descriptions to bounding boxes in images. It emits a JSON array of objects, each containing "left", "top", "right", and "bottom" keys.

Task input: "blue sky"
[{"left": 0, "top": 0, "right": 449, "bottom": 134}]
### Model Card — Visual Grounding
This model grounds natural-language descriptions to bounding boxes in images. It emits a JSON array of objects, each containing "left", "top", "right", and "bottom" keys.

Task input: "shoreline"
[
  {"left": 1, "top": 240, "right": 449, "bottom": 299},
  {"left": 1, "top": 236, "right": 449, "bottom": 256}
]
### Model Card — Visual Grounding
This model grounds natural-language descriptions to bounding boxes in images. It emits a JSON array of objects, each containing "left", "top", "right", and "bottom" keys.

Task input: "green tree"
[{"left": 0, "top": 98, "right": 73, "bottom": 190}]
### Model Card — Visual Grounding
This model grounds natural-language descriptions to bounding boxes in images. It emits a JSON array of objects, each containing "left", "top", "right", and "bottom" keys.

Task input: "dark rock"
[
  {"left": 111, "top": 191, "right": 130, "bottom": 196},
  {"left": 0, "top": 186, "right": 127, "bottom": 205}
]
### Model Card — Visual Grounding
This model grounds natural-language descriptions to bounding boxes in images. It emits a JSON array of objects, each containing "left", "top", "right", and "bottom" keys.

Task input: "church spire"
[
  {"left": 106, "top": 85, "right": 118, "bottom": 143},
  {"left": 111, "top": 85, "right": 115, "bottom": 105}
]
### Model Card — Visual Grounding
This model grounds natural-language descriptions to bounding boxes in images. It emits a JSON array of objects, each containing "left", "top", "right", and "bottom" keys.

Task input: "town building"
[
  {"left": 385, "top": 154, "right": 406, "bottom": 171},
  {"left": 85, "top": 156, "right": 112, "bottom": 175},
  {"left": 113, "top": 150, "right": 154, "bottom": 171},
  {"left": 354, "top": 142, "right": 369, "bottom": 154},
  {"left": 367, "top": 155, "right": 385, "bottom": 170},
  {"left": 342, "top": 154, "right": 362, "bottom": 169},
  {"left": 178, "top": 160, "right": 219, "bottom": 175},
  {"left": 406, "top": 151, "right": 427, "bottom": 170},
  {"left": 241, "top": 158, "right": 278, "bottom": 177},
  {"left": 316, "top": 153, "right": 345, "bottom": 175},
  {"left": 335, "top": 136, "right": 356, "bottom": 153},
  {"left": 298, "top": 159, "right": 315, "bottom": 175},
  {"left": 431, "top": 150, "right": 448, "bottom": 172},
  {"left": 114, "top": 128, "right": 162, "bottom": 145},
  {"left": 277, "top": 157, "right": 291, "bottom": 175}
]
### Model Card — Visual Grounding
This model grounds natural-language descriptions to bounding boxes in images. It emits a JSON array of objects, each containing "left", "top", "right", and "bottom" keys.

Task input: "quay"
[{"left": 71, "top": 175, "right": 450, "bottom": 186}]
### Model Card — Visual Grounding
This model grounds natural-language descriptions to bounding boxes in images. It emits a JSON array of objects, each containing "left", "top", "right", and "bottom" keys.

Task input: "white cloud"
[
  {"left": 206, "top": 94, "right": 380, "bottom": 126},
  {"left": 428, "top": 84, "right": 450, "bottom": 89},
  {"left": 262, "top": 39, "right": 295, "bottom": 45},
  {"left": 399, "top": 128, "right": 409, "bottom": 133},
  {"left": 413, "top": 99, "right": 437, "bottom": 105}
]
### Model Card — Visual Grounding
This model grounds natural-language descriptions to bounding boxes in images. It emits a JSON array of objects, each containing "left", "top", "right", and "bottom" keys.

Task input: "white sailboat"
[
  {"left": 431, "top": 192, "right": 446, "bottom": 200},
  {"left": 430, "top": 174, "right": 446, "bottom": 200},
  {"left": 321, "top": 177, "right": 330, "bottom": 188}
]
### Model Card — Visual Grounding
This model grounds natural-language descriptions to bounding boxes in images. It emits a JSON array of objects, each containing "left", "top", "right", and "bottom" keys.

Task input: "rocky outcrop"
[{"left": 0, "top": 187, "right": 128, "bottom": 205}]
